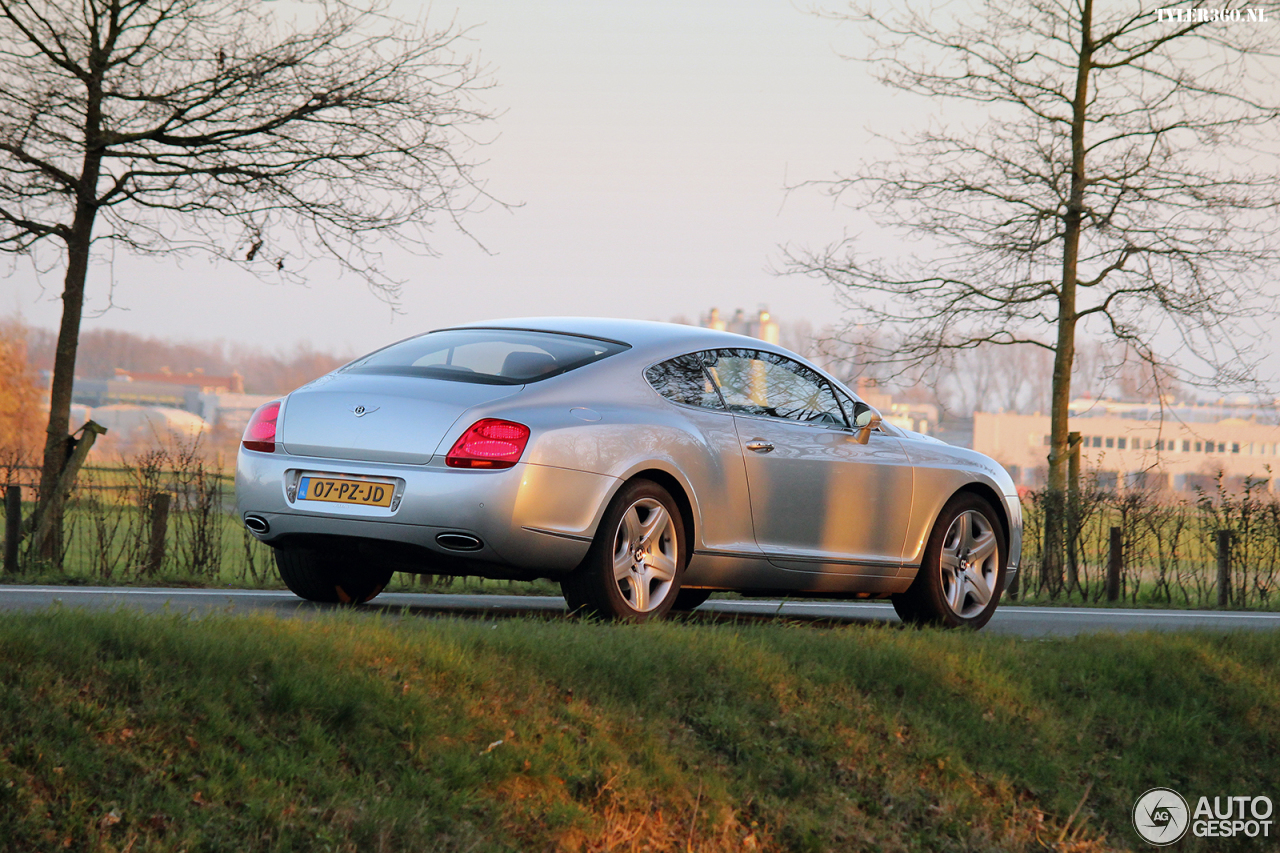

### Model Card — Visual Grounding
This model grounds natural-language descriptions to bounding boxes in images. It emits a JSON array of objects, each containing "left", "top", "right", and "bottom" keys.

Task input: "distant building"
[
  {"left": 115, "top": 368, "right": 244, "bottom": 393},
  {"left": 974, "top": 398, "right": 1280, "bottom": 492},
  {"left": 89, "top": 404, "right": 210, "bottom": 445},
  {"left": 854, "top": 378, "right": 937, "bottom": 437},
  {"left": 191, "top": 390, "right": 277, "bottom": 434},
  {"left": 73, "top": 368, "right": 242, "bottom": 407},
  {"left": 701, "top": 307, "right": 780, "bottom": 345},
  {"left": 69, "top": 368, "right": 272, "bottom": 435}
]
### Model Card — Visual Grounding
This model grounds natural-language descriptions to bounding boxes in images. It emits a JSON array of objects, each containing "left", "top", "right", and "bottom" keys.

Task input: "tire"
[
  {"left": 671, "top": 588, "right": 712, "bottom": 612},
  {"left": 892, "top": 493, "right": 1006, "bottom": 629},
  {"left": 561, "top": 479, "right": 687, "bottom": 622},
  {"left": 559, "top": 571, "right": 591, "bottom": 613},
  {"left": 274, "top": 546, "right": 393, "bottom": 605}
]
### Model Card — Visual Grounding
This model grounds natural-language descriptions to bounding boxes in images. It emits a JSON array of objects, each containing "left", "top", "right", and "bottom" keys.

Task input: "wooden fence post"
[
  {"left": 146, "top": 493, "right": 171, "bottom": 576},
  {"left": 1216, "top": 530, "right": 1231, "bottom": 608},
  {"left": 1105, "top": 526, "right": 1122, "bottom": 602},
  {"left": 1066, "top": 431, "right": 1082, "bottom": 595},
  {"left": 4, "top": 485, "right": 19, "bottom": 574}
]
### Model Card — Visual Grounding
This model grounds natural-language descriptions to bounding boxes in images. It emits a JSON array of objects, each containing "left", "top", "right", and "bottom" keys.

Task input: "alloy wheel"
[
  {"left": 938, "top": 509, "right": 999, "bottom": 619},
  {"left": 610, "top": 497, "right": 679, "bottom": 612}
]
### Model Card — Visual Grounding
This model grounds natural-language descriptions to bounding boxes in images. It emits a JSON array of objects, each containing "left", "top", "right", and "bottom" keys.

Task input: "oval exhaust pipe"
[
  {"left": 436, "top": 532, "right": 483, "bottom": 552},
  {"left": 243, "top": 515, "right": 270, "bottom": 535}
]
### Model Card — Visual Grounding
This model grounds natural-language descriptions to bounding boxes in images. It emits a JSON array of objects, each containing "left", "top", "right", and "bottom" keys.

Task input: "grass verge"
[{"left": 1, "top": 611, "right": 1277, "bottom": 852}]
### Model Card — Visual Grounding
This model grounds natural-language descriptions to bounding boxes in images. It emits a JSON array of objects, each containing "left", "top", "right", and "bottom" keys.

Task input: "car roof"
[
  {"left": 426, "top": 316, "right": 876, "bottom": 408},
  {"left": 442, "top": 316, "right": 796, "bottom": 361}
]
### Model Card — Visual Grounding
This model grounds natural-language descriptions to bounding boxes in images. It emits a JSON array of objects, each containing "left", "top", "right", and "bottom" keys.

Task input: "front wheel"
[
  {"left": 274, "top": 546, "right": 392, "bottom": 605},
  {"left": 892, "top": 493, "right": 1005, "bottom": 629},
  {"left": 561, "top": 479, "right": 686, "bottom": 621}
]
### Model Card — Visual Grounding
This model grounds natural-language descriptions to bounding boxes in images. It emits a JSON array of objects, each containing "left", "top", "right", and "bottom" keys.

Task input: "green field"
[{"left": 1, "top": 610, "right": 1277, "bottom": 851}]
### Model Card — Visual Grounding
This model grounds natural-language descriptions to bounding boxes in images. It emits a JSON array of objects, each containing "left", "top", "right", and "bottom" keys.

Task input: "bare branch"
[
  {"left": 0, "top": 0, "right": 499, "bottom": 556},
  {"left": 799, "top": 0, "right": 1280, "bottom": 395}
]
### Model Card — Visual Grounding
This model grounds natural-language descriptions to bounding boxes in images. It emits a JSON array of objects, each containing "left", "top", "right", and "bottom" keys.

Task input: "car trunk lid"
[{"left": 279, "top": 373, "right": 521, "bottom": 464}]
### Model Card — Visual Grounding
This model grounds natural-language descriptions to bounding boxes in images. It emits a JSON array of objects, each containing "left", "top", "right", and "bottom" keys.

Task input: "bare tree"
[
  {"left": 0, "top": 0, "right": 493, "bottom": 555},
  {"left": 791, "top": 0, "right": 1280, "bottom": 587}
]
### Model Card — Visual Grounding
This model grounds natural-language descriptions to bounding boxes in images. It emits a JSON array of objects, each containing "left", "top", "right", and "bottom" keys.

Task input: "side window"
[
  {"left": 645, "top": 353, "right": 724, "bottom": 410},
  {"left": 706, "top": 349, "right": 847, "bottom": 426}
]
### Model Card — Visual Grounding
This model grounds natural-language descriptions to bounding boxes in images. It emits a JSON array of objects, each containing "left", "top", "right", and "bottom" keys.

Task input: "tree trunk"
[
  {"left": 32, "top": 209, "right": 96, "bottom": 560},
  {"left": 1042, "top": 0, "right": 1093, "bottom": 593},
  {"left": 31, "top": 70, "right": 105, "bottom": 561}
]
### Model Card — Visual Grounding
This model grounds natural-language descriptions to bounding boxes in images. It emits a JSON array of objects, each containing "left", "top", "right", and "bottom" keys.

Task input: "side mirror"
[{"left": 852, "top": 406, "right": 882, "bottom": 445}]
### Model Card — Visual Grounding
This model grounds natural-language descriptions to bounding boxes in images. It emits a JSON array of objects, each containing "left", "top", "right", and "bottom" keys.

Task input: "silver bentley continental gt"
[{"left": 236, "top": 318, "right": 1021, "bottom": 628}]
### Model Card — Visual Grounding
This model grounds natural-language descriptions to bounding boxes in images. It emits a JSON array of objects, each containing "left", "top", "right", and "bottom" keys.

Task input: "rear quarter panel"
[{"left": 454, "top": 364, "right": 755, "bottom": 556}]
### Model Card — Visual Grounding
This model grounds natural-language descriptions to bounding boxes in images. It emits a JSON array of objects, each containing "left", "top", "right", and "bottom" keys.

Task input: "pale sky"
[
  {"left": 6, "top": 0, "right": 1278, "bottom": 393},
  {"left": 8, "top": 0, "right": 893, "bottom": 358}
]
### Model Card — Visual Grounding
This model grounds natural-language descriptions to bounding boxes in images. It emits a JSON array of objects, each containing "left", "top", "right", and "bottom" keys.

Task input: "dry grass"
[{"left": 2, "top": 610, "right": 1276, "bottom": 851}]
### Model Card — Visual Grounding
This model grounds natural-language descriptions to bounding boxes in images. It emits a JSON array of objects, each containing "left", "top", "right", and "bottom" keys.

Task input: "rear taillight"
[
  {"left": 445, "top": 418, "right": 530, "bottom": 469},
  {"left": 242, "top": 401, "right": 281, "bottom": 453}
]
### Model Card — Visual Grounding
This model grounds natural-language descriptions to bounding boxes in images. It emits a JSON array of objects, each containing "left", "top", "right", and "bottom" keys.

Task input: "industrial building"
[
  {"left": 974, "top": 399, "right": 1280, "bottom": 492},
  {"left": 69, "top": 368, "right": 274, "bottom": 436}
]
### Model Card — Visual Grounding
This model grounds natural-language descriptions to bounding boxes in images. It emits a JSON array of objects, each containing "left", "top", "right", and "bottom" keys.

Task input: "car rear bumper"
[{"left": 235, "top": 449, "right": 617, "bottom": 576}]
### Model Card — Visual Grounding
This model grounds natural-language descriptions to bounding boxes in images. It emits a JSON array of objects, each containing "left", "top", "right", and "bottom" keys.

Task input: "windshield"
[{"left": 342, "top": 328, "right": 629, "bottom": 385}]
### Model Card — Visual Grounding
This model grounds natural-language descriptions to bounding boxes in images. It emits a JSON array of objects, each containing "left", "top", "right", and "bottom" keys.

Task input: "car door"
[{"left": 707, "top": 348, "right": 915, "bottom": 575}]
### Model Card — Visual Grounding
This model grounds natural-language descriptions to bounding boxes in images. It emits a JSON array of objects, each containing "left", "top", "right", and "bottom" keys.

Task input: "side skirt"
[{"left": 685, "top": 550, "right": 914, "bottom": 595}]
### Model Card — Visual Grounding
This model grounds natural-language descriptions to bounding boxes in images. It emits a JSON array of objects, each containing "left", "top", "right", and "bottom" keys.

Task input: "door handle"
[{"left": 745, "top": 440, "right": 774, "bottom": 453}]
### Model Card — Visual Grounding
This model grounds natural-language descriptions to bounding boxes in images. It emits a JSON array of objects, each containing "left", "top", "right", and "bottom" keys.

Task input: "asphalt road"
[{"left": 3, "top": 585, "right": 1280, "bottom": 637}]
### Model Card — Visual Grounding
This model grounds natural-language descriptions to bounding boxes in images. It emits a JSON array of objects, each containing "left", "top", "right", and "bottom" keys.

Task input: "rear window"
[
  {"left": 342, "top": 328, "right": 629, "bottom": 385},
  {"left": 645, "top": 353, "right": 724, "bottom": 409}
]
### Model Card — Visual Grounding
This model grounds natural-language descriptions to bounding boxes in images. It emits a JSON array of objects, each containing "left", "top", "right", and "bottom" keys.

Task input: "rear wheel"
[
  {"left": 561, "top": 479, "right": 686, "bottom": 621},
  {"left": 892, "top": 493, "right": 1005, "bottom": 629},
  {"left": 274, "top": 547, "right": 392, "bottom": 605}
]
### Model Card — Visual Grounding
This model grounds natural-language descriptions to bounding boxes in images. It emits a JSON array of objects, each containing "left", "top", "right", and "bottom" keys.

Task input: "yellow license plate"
[{"left": 298, "top": 476, "right": 394, "bottom": 507}]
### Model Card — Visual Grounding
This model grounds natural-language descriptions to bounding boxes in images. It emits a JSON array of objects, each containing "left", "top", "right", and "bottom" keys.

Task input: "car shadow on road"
[{"left": 349, "top": 596, "right": 896, "bottom": 631}]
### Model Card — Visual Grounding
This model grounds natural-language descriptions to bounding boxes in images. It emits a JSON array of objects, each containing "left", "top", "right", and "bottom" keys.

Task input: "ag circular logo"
[{"left": 1133, "top": 787, "right": 1190, "bottom": 846}]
